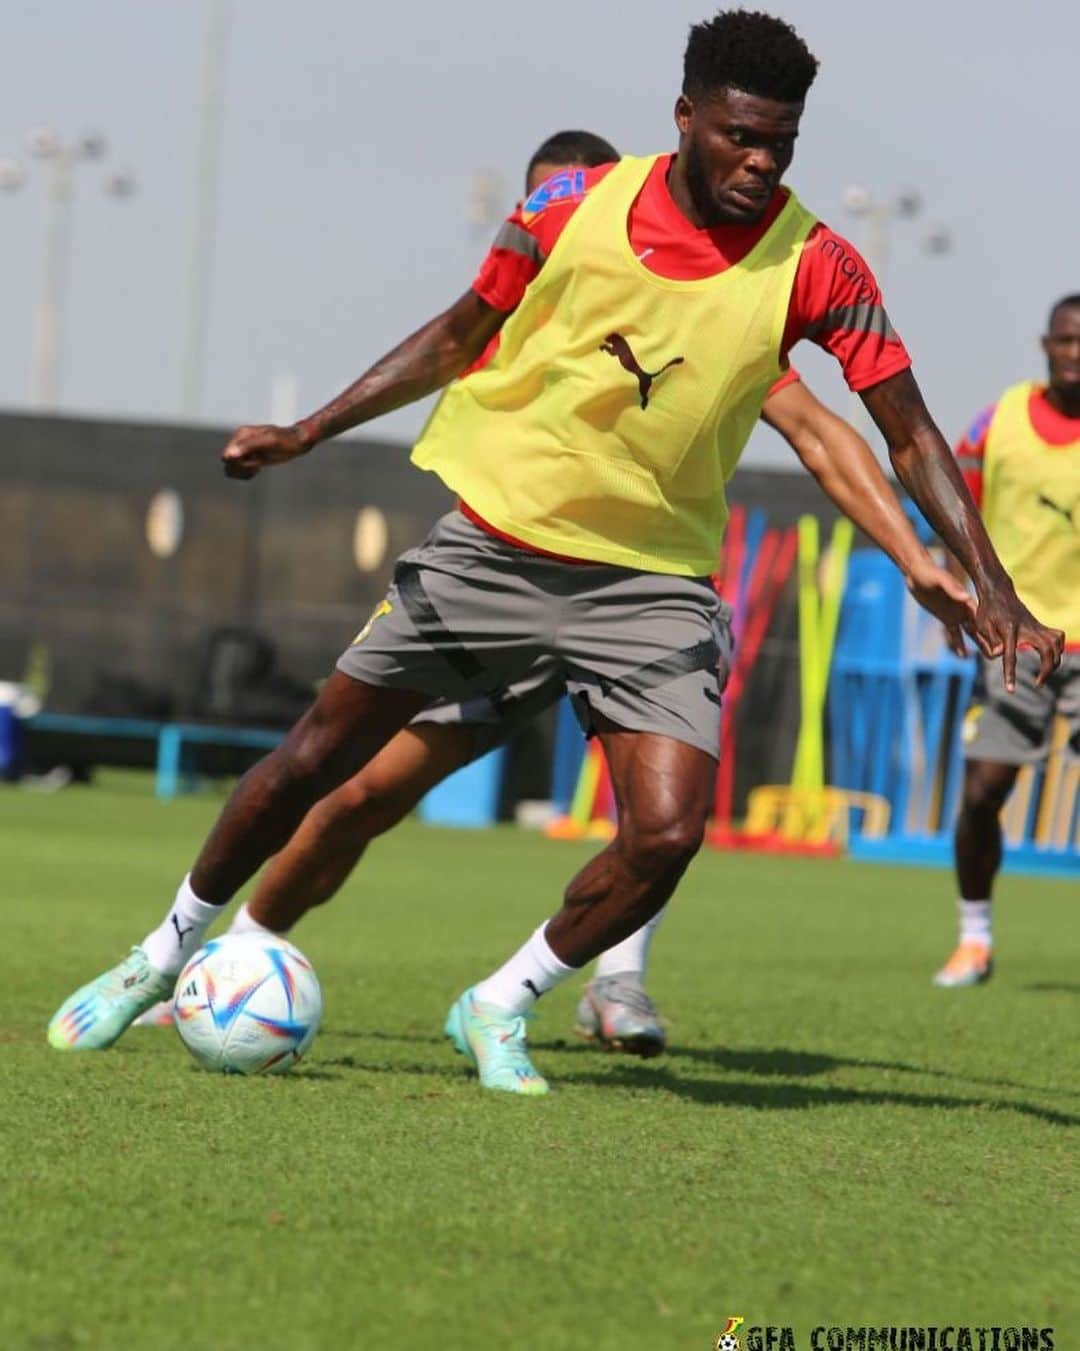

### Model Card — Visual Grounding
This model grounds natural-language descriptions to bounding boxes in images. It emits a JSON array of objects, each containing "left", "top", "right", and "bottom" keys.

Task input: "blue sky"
[{"left": 1, "top": 0, "right": 1076, "bottom": 465}]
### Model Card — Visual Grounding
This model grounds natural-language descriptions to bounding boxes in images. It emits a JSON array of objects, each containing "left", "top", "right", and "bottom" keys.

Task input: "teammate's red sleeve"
[
  {"left": 470, "top": 162, "right": 617, "bottom": 313},
  {"left": 952, "top": 404, "right": 995, "bottom": 509},
  {"left": 784, "top": 223, "right": 912, "bottom": 392},
  {"left": 767, "top": 365, "right": 801, "bottom": 397}
]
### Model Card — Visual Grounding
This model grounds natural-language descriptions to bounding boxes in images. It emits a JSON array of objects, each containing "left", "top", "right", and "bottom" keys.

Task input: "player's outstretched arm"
[
  {"left": 221, "top": 289, "right": 505, "bottom": 480},
  {"left": 762, "top": 380, "right": 974, "bottom": 653},
  {"left": 860, "top": 369, "right": 1064, "bottom": 689}
]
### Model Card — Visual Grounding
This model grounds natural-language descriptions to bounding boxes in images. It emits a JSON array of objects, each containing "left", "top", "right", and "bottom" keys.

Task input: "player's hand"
[
  {"left": 221, "top": 424, "right": 310, "bottom": 480},
  {"left": 904, "top": 555, "right": 976, "bottom": 657},
  {"left": 971, "top": 582, "right": 1064, "bottom": 691}
]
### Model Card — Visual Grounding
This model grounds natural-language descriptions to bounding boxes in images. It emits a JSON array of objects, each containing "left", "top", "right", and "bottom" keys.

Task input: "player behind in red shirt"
[
  {"left": 934, "top": 294, "right": 1080, "bottom": 987},
  {"left": 51, "top": 13, "right": 1061, "bottom": 1095}
]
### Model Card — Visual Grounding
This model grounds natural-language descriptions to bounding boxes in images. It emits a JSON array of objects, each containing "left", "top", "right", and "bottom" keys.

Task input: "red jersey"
[{"left": 472, "top": 157, "right": 910, "bottom": 393}]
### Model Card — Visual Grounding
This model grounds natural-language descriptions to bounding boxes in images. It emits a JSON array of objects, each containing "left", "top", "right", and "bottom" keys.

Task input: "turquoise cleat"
[
  {"left": 48, "top": 947, "right": 176, "bottom": 1051},
  {"left": 444, "top": 988, "right": 550, "bottom": 1095}
]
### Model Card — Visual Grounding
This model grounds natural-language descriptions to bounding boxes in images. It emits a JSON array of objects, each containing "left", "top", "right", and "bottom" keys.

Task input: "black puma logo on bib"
[{"left": 600, "top": 333, "right": 684, "bottom": 409}]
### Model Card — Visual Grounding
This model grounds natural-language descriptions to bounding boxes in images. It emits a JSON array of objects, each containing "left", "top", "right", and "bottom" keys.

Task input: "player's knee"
[
  {"left": 623, "top": 811, "right": 706, "bottom": 876},
  {"left": 270, "top": 728, "right": 347, "bottom": 800},
  {"left": 961, "top": 764, "right": 1016, "bottom": 818}
]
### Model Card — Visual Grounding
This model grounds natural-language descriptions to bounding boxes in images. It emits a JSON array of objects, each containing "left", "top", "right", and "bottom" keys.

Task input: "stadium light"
[
  {"left": 3, "top": 127, "right": 138, "bottom": 409},
  {"left": 843, "top": 184, "right": 953, "bottom": 274},
  {"left": 0, "top": 159, "right": 27, "bottom": 191}
]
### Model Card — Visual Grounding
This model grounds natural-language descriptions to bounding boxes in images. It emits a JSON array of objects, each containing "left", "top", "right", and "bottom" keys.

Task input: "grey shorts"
[
  {"left": 337, "top": 511, "right": 731, "bottom": 758},
  {"left": 962, "top": 650, "right": 1080, "bottom": 765},
  {"left": 410, "top": 657, "right": 565, "bottom": 759}
]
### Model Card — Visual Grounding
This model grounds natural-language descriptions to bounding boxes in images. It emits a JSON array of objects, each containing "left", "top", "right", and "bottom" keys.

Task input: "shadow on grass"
[
  {"left": 553, "top": 1062, "right": 1080, "bottom": 1127},
  {"left": 1021, "top": 983, "right": 1080, "bottom": 994},
  {"left": 328, "top": 1029, "right": 1078, "bottom": 1101},
  {"left": 316, "top": 1040, "right": 1080, "bottom": 1127}
]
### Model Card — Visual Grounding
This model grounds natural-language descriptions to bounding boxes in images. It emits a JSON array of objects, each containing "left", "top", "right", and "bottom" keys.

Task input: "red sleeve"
[
  {"left": 953, "top": 404, "right": 995, "bottom": 509},
  {"left": 471, "top": 162, "right": 617, "bottom": 314},
  {"left": 767, "top": 365, "right": 801, "bottom": 397},
  {"left": 783, "top": 223, "right": 912, "bottom": 392}
]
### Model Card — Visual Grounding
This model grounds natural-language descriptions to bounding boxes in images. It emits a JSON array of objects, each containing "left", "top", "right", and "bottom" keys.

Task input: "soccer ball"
[
  {"left": 173, "top": 933, "right": 323, "bottom": 1074},
  {"left": 716, "top": 1338, "right": 740, "bottom": 1351}
]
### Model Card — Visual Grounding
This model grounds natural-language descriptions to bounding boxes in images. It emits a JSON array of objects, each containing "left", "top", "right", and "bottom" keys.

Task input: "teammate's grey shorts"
[
  {"left": 962, "top": 650, "right": 1080, "bottom": 765},
  {"left": 337, "top": 511, "right": 732, "bottom": 759}
]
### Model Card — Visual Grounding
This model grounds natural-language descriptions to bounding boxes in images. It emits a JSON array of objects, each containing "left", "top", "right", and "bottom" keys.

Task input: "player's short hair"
[
  {"left": 683, "top": 9, "right": 819, "bottom": 104},
  {"left": 525, "top": 130, "right": 618, "bottom": 188},
  {"left": 1048, "top": 293, "right": 1080, "bottom": 328}
]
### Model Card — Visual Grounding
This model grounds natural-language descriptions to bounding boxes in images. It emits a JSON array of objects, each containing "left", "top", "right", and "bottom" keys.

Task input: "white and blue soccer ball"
[{"left": 173, "top": 933, "right": 323, "bottom": 1075}]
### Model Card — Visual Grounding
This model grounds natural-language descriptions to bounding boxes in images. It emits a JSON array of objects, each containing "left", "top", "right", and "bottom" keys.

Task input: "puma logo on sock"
[{"left": 171, "top": 914, "right": 195, "bottom": 947}]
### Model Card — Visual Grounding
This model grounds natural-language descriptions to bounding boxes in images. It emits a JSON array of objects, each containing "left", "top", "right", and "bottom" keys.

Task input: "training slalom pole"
[
  {"left": 790, "top": 515, "right": 822, "bottom": 793},
  {"left": 817, "top": 517, "right": 854, "bottom": 708},
  {"left": 713, "top": 529, "right": 781, "bottom": 825},
  {"left": 709, "top": 526, "right": 797, "bottom": 844},
  {"left": 570, "top": 742, "right": 602, "bottom": 828},
  {"left": 718, "top": 505, "right": 746, "bottom": 609},
  {"left": 1034, "top": 717, "right": 1070, "bottom": 847},
  {"left": 546, "top": 740, "right": 603, "bottom": 839}
]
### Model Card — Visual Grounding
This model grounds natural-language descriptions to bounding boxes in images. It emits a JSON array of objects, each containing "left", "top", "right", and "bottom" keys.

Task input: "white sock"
[
  {"left": 141, "top": 874, "right": 223, "bottom": 976},
  {"left": 473, "top": 923, "right": 576, "bottom": 1015},
  {"left": 594, "top": 906, "right": 667, "bottom": 980},
  {"left": 227, "top": 902, "right": 278, "bottom": 936},
  {"left": 958, "top": 898, "right": 992, "bottom": 947}
]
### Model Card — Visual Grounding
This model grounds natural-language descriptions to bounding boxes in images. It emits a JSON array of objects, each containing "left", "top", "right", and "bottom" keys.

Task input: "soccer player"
[
  {"left": 50, "top": 12, "right": 1062, "bottom": 1096},
  {"left": 933, "top": 294, "right": 1080, "bottom": 988},
  {"left": 132, "top": 132, "right": 978, "bottom": 1053}
]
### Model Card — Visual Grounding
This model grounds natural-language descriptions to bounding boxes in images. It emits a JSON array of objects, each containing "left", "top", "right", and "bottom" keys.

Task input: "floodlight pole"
[{"left": 11, "top": 130, "right": 136, "bottom": 409}]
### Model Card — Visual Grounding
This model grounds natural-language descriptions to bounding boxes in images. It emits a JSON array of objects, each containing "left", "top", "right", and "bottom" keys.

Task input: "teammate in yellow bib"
[{"left": 935, "top": 294, "right": 1080, "bottom": 988}]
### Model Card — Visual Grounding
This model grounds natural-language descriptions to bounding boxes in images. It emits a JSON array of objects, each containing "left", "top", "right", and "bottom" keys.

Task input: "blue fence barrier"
[{"left": 829, "top": 544, "right": 1078, "bottom": 877}]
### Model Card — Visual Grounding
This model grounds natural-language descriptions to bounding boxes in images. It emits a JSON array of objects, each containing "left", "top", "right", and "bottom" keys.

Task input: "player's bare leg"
[
  {"left": 934, "top": 757, "right": 1018, "bottom": 988},
  {"left": 134, "top": 721, "right": 476, "bottom": 1025},
  {"left": 48, "top": 673, "right": 429, "bottom": 1050},
  {"left": 187, "top": 675, "right": 427, "bottom": 903},
  {"left": 546, "top": 726, "right": 713, "bottom": 963},
  {"left": 446, "top": 727, "right": 713, "bottom": 1093}
]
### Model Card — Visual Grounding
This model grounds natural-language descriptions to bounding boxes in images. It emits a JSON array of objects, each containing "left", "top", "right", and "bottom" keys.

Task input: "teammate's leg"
[
  {"left": 446, "top": 726, "right": 714, "bottom": 1093},
  {"left": 241, "top": 722, "right": 475, "bottom": 933},
  {"left": 934, "top": 758, "right": 1018, "bottom": 988},
  {"left": 935, "top": 651, "right": 1057, "bottom": 989},
  {"left": 574, "top": 905, "right": 668, "bottom": 1055},
  {"left": 48, "top": 674, "right": 429, "bottom": 1049}
]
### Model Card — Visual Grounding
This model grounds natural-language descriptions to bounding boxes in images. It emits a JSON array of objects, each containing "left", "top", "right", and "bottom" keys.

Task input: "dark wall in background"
[
  {"left": 1, "top": 411, "right": 852, "bottom": 806},
  {"left": 1, "top": 411, "right": 452, "bottom": 712}
]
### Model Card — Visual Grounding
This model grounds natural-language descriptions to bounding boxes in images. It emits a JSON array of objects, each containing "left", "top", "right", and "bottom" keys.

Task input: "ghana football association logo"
[{"left": 715, "top": 1316, "right": 745, "bottom": 1351}]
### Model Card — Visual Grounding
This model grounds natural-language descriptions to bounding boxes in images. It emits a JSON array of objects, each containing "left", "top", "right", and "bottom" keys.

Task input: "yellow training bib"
[
  {"left": 412, "top": 154, "right": 816, "bottom": 575},
  {"left": 982, "top": 380, "right": 1080, "bottom": 641}
]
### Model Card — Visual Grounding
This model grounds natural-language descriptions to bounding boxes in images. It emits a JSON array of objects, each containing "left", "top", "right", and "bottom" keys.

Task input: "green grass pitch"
[{"left": 1, "top": 774, "right": 1077, "bottom": 1349}]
